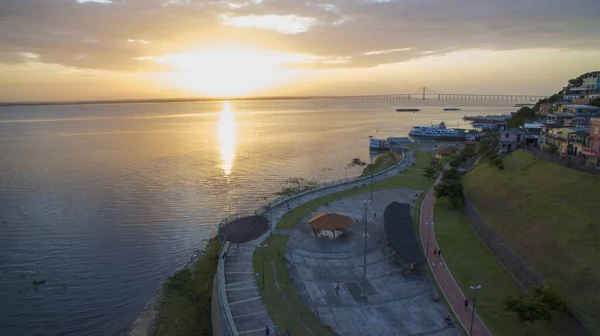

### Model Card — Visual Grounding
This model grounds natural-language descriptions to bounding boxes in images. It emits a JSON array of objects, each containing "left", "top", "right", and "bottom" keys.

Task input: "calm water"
[{"left": 0, "top": 99, "right": 514, "bottom": 335}]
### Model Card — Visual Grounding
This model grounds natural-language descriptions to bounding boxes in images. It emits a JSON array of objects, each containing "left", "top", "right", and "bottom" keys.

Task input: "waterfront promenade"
[
  {"left": 217, "top": 150, "right": 491, "bottom": 335},
  {"left": 218, "top": 151, "right": 415, "bottom": 335},
  {"left": 419, "top": 173, "right": 492, "bottom": 336}
]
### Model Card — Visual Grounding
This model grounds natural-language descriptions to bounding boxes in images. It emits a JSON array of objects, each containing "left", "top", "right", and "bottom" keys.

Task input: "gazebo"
[{"left": 308, "top": 212, "right": 353, "bottom": 240}]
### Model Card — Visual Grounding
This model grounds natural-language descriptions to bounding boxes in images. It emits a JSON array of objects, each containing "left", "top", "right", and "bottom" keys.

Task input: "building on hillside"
[
  {"left": 581, "top": 71, "right": 600, "bottom": 91},
  {"left": 547, "top": 113, "right": 577, "bottom": 124},
  {"left": 523, "top": 123, "right": 543, "bottom": 147},
  {"left": 540, "top": 125, "right": 590, "bottom": 157},
  {"left": 471, "top": 119, "right": 505, "bottom": 130},
  {"left": 434, "top": 146, "right": 457, "bottom": 159},
  {"left": 570, "top": 71, "right": 600, "bottom": 91},
  {"left": 582, "top": 118, "right": 600, "bottom": 167},
  {"left": 565, "top": 117, "right": 590, "bottom": 128},
  {"left": 499, "top": 129, "right": 526, "bottom": 153},
  {"left": 587, "top": 93, "right": 600, "bottom": 100},
  {"left": 563, "top": 93, "right": 586, "bottom": 102},
  {"left": 572, "top": 98, "right": 590, "bottom": 105},
  {"left": 557, "top": 105, "right": 600, "bottom": 118}
]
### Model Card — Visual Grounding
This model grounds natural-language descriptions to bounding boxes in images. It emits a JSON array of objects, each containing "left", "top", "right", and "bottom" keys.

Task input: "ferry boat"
[
  {"left": 369, "top": 136, "right": 411, "bottom": 150},
  {"left": 408, "top": 121, "right": 466, "bottom": 141},
  {"left": 396, "top": 108, "right": 420, "bottom": 112},
  {"left": 443, "top": 108, "right": 462, "bottom": 111},
  {"left": 369, "top": 137, "right": 391, "bottom": 151},
  {"left": 387, "top": 137, "right": 411, "bottom": 145}
]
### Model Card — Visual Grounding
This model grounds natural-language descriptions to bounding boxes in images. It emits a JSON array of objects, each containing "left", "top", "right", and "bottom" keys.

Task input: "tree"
[
  {"left": 507, "top": 107, "right": 537, "bottom": 128},
  {"left": 504, "top": 285, "right": 567, "bottom": 324},
  {"left": 434, "top": 179, "right": 464, "bottom": 208},
  {"left": 423, "top": 166, "right": 439, "bottom": 181},
  {"left": 442, "top": 168, "right": 460, "bottom": 181}
]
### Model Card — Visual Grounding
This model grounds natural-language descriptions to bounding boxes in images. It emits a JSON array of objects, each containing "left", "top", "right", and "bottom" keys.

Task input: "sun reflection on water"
[{"left": 218, "top": 101, "right": 237, "bottom": 176}]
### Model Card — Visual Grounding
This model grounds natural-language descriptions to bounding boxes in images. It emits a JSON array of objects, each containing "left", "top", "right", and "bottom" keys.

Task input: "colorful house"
[{"left": 582, "top": 118, "right": 600, "bottom": 167}]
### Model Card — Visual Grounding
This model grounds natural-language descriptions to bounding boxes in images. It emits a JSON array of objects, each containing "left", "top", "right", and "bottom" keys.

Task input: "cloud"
[{"left": 0, "top": 0, "right": 599, "bottom": 72}]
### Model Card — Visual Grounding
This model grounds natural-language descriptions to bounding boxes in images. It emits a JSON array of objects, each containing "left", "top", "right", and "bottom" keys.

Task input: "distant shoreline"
[{"left": 0, "top": 96, "right": 314, "bottom": 107}]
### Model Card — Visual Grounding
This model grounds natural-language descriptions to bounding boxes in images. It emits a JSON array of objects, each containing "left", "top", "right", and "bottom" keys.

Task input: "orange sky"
[{"left": 1, "top": 0, "right": 599, "bottom": 101}]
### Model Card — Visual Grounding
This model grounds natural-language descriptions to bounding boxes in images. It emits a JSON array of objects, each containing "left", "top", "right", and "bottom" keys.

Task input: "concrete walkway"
[
  {"left": 419, "top": 175, "right": 493, "bottom": 336},
  {"left": 286, "top": 189, "right": 459, "bottom": 336},
  {"left": 221, "top": 151, "right": 416, "bottom": 335}
]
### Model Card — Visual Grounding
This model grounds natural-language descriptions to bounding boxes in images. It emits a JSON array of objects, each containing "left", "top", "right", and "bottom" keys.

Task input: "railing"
[
  {"left": 215, "top": 240, "right": 239, "bottom": 336},
  {"left": 217, "top": 149, "right": 410, "bottom": 236}
]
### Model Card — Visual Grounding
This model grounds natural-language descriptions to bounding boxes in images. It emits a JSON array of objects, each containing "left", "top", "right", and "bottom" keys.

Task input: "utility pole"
[
  {"left": 370, "top": 156, "right": 374, "bottom": 203},
  {"left": 422, "top": 86, "right": 426, "bottom": 100},
  {"left": 469, "top": 285, "right": 482, "bottom": 335}
]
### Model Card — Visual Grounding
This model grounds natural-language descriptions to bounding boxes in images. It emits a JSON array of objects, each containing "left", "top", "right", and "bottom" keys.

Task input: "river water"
[{"left": 0, "top": 99, "right": 514, "bottom": 335}]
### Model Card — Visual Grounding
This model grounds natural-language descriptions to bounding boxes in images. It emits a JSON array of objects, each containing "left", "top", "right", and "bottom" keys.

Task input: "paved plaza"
[{"left": 285, "top": 189, "right": 459, "bottom": 336}]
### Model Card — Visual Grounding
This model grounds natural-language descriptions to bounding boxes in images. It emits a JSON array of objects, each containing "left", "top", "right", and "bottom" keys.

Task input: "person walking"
[
  {"left": 433, "top": 248, "right": 438, "bottom": 255},
  {"left": 273, "top": 325, "right": 279, "bottom": 336},
  {"left": 265, "top": 325, "right": 270, "bottom": 336},
  {"left": 464, "top": 299, "right": 469, "bottom": 308},
  {"left": 437, "top": 248, "right": 442, "bottom": 257},
  {"left": 287, "top": 202, "right": 290, "bottom": 209},
  {"left": 373, "top": 212, "right": 377, "bottom": 219}
]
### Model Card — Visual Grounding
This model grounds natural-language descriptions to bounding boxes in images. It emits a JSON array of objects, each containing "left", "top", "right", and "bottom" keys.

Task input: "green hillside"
[{"left": 463, "top": 150, "right": 600, "bottom": 331}]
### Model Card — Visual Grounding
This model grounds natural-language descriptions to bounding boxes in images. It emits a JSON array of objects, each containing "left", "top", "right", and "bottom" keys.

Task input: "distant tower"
[{"left": 422, "top": 87, "right": 426, "bottom": 100}]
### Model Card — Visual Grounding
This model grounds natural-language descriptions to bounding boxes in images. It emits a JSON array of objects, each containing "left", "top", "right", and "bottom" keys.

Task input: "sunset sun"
[{"left": 153, "top": 47, "right": 286, "bottom": 97}]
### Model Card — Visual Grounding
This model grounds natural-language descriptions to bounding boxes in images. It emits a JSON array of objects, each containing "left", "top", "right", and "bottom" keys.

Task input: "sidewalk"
[
  {"left": 220, "top": 151, "right": 416, "bottom": 335},
  {"left": 419, "top": 175, "right": 493, "bottom": 336}
]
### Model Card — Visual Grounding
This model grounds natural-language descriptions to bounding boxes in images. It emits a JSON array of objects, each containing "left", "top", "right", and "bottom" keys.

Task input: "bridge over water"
[{"left": 314, "top": 87, "right": 547, "bottom": 101}]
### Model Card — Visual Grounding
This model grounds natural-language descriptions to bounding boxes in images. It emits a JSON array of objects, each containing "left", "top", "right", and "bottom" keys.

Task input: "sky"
[{"left": 1, "top": 0, "right": 599, "bottom": 101}]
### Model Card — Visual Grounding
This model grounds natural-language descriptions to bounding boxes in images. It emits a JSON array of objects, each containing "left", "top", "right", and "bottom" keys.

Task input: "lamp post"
[
  {"left": 425, "top": 221, "right": 433, "bottom": 259},
  {"left": 257, "top": 244, "right": 268, "bottom": 289},
  {"left": 370, "top": 155, "right": 374, "bottom": 203},
  {"left": 469, "top": 284, "right": 482, "bottom": 335},
  {"left": 362, "top": 199, "right": 371, "bottom": 280}
]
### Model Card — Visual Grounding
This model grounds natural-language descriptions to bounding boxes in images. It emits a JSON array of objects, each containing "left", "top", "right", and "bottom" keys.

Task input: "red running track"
[{"left": 420, "top": 176, "right": 493, "bottom": 336}]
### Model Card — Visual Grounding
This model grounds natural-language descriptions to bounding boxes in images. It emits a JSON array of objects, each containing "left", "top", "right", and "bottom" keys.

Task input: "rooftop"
[
  {"left": 524, "top": 123, "right": 543, "bottom": 129},
  {"left": 435, "top": 146, "right": 457, "bottom": 155},
  {"left": 561, "top": 104, "right": 600, "bottom": 110}
]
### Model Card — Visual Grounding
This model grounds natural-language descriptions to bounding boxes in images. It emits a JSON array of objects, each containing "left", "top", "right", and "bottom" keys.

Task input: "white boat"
[
  {"left": 409, "top": 121, "right": 466, "bottom": 140},
  {"left": 369, "top": 137, "right": 391, "bottom": 151}
]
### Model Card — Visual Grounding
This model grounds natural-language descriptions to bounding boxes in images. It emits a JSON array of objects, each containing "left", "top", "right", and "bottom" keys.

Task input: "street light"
[
  {"left": 257, "top": 244, "right": 268, "bottom": 289},
  {"left": 362, "top": 199, "right": 371, "bottom": 280},
  {"left": 469, "top": 284, "right": 482, "bottom": 335},
  {"left": 370, "top": 156, "right": 374, "bottom": 203},
  {"left": 425, "top": 221, "right": 434, "bottom": 259}
]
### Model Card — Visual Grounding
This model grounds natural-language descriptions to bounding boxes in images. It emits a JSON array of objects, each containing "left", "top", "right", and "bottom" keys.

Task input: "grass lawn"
[
  {"left": 360, "top": 152, "right": 400, "bottom": 177},
  {"left": 434, "top": 198, "right": 562, "bottom": 336},
  {"left": 463, "top": 150, "right": 600, "bottom": 332},
  {"left": 151, "top": 238, "right": 220, "bottom": 336},
  {"left": 252, "top": 234, "right": 336, "bottom": 336},
  {"left": 278, "top": 150, "right": 434, "bottom": 230}
]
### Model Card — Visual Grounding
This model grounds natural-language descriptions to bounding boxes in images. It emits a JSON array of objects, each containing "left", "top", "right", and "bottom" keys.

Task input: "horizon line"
[{"left": 0, "top": 93, "right": 549, "bottom": 107}]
